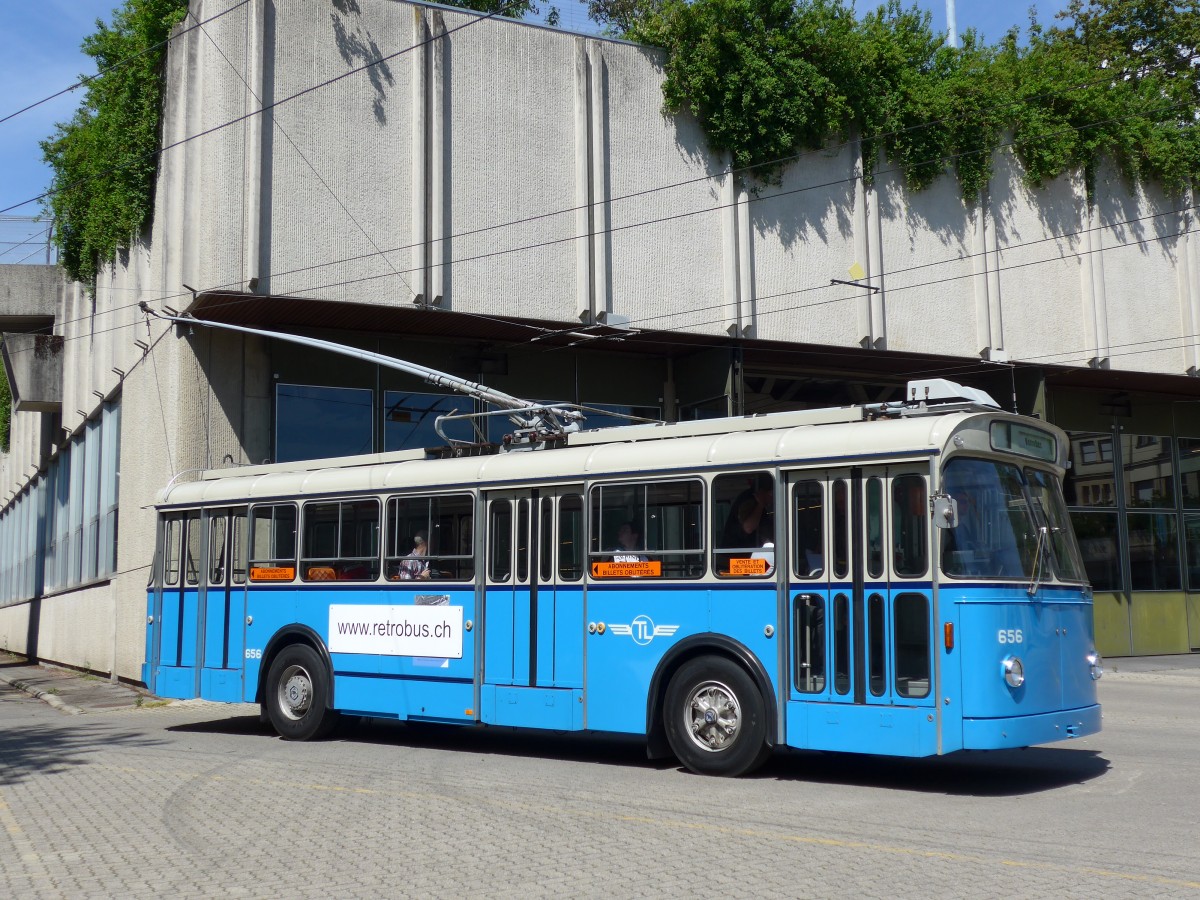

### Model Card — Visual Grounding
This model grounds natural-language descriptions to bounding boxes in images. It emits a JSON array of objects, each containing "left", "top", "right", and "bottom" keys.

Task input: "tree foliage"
[
  {"left": 41, "top": 0, "right": 189, "bottom": 291},
  {"left": 614, "top": 0, "right": 1200, "bottom": 199},
  {"left": 0, "top": 351, "right": 11, "bottom": 454}
]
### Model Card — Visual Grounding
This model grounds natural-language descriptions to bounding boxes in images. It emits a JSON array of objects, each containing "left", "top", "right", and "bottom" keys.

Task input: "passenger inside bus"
[
  {"left": 610, "top": 521, "right": 648, "bottom": 562},
  {"left": 393, "top": 532, "right": 431, "bottom": 580},
  {"left": 721, "top": 473, "right": 775, "bottom": 548}
]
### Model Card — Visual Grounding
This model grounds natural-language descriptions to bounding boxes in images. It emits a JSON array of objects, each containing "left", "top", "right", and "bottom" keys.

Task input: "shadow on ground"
[
  {"left": 0, "top": 715, "right": 165, "bottom": 787},
  {"left": 167, "top": 711, "right": 1108, "bottom": 796}
]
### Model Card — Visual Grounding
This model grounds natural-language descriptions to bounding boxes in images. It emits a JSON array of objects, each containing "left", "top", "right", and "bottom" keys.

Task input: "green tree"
[
  {"left": 41, "top": 0, "right": 189, "bottom": 291},
  {"left": 611, "top": 0, "right": 1200, "bottom": 200},
  {"left": 0, "top": 347, "right": 10, "bottom": 454}
]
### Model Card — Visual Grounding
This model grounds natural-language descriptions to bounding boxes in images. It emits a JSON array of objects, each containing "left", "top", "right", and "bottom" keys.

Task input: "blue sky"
[{"left": 0, "top": 0, "right": 1070, "bottom": 249}]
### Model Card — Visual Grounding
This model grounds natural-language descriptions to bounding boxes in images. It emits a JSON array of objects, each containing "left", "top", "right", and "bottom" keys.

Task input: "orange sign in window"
[
  {"left": 250, "top": 566, "right": 296, "bottom": 582},
  {"left": 591, "top": 560, "right": 662, "bottom": 578},
  {"left": 728, "top": 557, "right": 769, "bottom": 576}
]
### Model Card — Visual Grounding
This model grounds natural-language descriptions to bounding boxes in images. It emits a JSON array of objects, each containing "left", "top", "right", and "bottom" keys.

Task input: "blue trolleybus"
[{"left": 144, "top": 378, "right": 1102, "bottom": 776}]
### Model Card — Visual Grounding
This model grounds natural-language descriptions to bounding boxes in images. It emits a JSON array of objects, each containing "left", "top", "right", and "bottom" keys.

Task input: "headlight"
[
  {"left": 1087, "top": 651, "right": 1104, "bottom": 681},
  {"left": 1002, "top": 655, "right": 1025, "bottom": 688}
]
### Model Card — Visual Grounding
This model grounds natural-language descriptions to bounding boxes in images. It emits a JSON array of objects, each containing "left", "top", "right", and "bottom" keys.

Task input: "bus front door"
[
  {"left": 786, "top": 466, "right": 937, "bottom": 756},
  {"left": 482, "top": 488, "right": 585, "bottom": 729}
]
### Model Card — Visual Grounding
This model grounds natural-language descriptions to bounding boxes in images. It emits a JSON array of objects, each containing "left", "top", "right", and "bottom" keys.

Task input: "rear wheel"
[
  {"left": 265, "top": 644, "right": 340, "bottom": 741},
  {"left": 664, "top": 656, "right": 768, "bottom": 777}
]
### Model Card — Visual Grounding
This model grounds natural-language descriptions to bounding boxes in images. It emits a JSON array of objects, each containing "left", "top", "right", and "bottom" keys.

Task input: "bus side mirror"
[{"left": 932, "top": 494, "right": 958, "bottom": 529}]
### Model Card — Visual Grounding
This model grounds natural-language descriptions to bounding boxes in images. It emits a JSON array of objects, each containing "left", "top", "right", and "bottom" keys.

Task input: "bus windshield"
[{"left": 940, "top": 457, "right": 1086, "bottom": 582}]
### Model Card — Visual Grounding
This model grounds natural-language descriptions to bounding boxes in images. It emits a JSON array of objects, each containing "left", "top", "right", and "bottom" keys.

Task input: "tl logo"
[{"left": 610, "top": 615, "right": 679, "bottom": 646}]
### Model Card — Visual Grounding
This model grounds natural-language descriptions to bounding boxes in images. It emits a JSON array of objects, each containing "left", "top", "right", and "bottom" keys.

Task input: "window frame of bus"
[
  {"left": 184, "top": 510, "right": 202, "bottom": 586},
  {"left": 248, "top": 503, "right": 299, "bottom": 582},
  {"left": 384, "top": 493, "right": 475, "bottom": 582},
  {"left": 300, "top": 497, "right": 381, "bottom": 582},
  {"left": 712, "top": 470, "right": 777, "bottom": 578},
  {"left": 588, "top": 478, "right": 704, "bottom": 580},
  {"left": 791, "top": 479, "right": 824, "bottom": 580},
  {"left": 207, "top": 510, "right": 249, "bottom": 587}
]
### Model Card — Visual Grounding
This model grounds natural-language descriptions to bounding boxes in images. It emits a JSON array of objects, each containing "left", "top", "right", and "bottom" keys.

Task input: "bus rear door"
[
  {"left": 150, "top": 509, "right": 201, "bottom": 698},
  {"left": 786, "top": 466, "right": 937, "bottom": 756},
  {"left": 199, "top": 507, "right": 248, "bottom": 702},
  {"left": 482, "top": 487, "right": 585, "bottom": 729}
]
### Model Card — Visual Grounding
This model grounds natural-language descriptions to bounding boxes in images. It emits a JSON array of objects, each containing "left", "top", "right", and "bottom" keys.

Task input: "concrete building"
[{"left": 2, "top": 0, "right": 1198, "bottom": 681}]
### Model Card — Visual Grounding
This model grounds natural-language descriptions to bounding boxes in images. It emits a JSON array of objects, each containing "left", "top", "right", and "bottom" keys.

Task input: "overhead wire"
[
  {"left": 0, "top": 0, "right": 526, "bottom": 216},
  {"left": 0, "top": 0, "right": 253, "bottom": 128}
]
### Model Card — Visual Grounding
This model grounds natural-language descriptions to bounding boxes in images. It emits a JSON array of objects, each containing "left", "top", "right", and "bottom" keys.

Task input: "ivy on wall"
[
  {"left": 41, "top": 0, "right": 190, "bottom": 291},
  {"left": 0, "top": 352, "right": 10, "bottom": 454},
  {"left": 620, "top": 0, "right": 1200, "bottom": 200}
]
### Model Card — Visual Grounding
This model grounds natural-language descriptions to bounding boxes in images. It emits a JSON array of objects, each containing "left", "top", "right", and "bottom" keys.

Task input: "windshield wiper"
[{"left": 1027, "top": 525, "right": 1048, "bottom": 596}]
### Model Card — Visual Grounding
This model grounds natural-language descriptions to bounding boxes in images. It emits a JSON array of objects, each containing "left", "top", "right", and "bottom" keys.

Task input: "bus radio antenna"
[{"left": 138, "top": 302, "right": 584, "bottom": 448}]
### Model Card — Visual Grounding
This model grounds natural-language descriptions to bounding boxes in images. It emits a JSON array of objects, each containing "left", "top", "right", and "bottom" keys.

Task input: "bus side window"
[
  {"left": 892, "top": 475, "right": 928, "bottom": 577},
  {"left": 184, "top": 511, "right": 201, "bottom": 586},
  {"left": 832, "top": 481, "right": 849, "bottom": 579},
  {"left": 301, "top": 499, "right": 380, "bottom": 581},
  {"left": 489, "top": 500, "right": 513, "bottom": 583},
  {"left": 558, "top": 494, "right": 584, "bottom": 581},
  {"left": 249, "top": 504, "right": 298, "bottom": 581},
  {"left": 163, "top": 515, "right": 182, "bottom": 586},
  {"left": 386, "top": 494, "right": 474, "bottom": 582},
  {"left": 791, "top": 480, "right": 824, "bottom": 578},
  {"left": 231, "top": 512, "right": 248, "bottom": 585},
  {"left": 866, "top": 477, "right": 884, "bottom": 579},
  {"left": 894, "top": 593, "right": 930, "bottom": 698},
  {"left": 793, "top": 594, "right": 826, "bottom": 692},
  {"left": 208, "top": 515, "right": 227, "bottom": 585}
]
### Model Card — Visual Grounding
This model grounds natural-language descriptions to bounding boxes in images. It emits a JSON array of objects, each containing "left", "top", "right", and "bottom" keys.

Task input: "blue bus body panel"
[
  {"left": 963, "top": 703, "right": 1101, "bottom": 748},
  {"left": 242, "top": 584, "right": 477, "bottom": 723},
  {"left": 149, "top": 588, "right": 201, "bottom": 698},
  {"left": 951, "top": 584, "right": 1100, "bottom": 750},
  {"left": 782, "top": 582, "right": 939, "bottom": 757},
  {"left": 481, "top": 686, "right": 583, "bottom": 728},
  {"left": 585, "top": 584, "right": 778, "bottom": 735},
  {"left": 800, "top": 704, "right": 937, "bottom": 756}
]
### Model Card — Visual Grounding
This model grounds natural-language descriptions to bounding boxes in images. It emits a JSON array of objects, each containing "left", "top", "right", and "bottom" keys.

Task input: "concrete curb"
[{"left": 0, "top": 671, "right": 86, "bottom": 715}]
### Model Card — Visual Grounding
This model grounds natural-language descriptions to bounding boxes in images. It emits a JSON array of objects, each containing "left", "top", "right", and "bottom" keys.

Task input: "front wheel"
[
  {"left": 663, "top": 656, "right": 768, "bottom": 777},
  {"left": 265, "top": 644, "right": 340, "bottom": 741}
]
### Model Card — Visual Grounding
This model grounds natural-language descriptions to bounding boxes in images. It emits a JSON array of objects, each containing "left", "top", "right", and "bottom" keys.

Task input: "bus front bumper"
[{"left": 962, "top": 704, "right": 1101, "bottom": 750}]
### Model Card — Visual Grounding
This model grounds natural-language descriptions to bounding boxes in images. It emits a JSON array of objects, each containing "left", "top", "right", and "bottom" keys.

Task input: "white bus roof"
[{"left": 156, "top": 406, "right": 1066, "bottom": 508}]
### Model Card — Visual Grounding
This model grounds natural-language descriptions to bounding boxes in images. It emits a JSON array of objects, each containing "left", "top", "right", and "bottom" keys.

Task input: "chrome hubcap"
[
  {"left": 684, "top": 680, "right": 741, "bottom": 752},
  {"left": 278, "top": 664, "right": 312, "bottom": 720}
]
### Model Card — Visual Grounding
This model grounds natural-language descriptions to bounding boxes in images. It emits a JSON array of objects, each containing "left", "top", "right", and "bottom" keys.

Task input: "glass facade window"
[
  {"left": 0, "top": 399, "right": 122, "bottom": 607},
  {"left": 1127, "top": 512, "right": 1181, "bottom": 590},
  {"left": 1065, "top": 432, "right": 1116, "bottom": 507},
  {"left": 276, "top": 384, "right": 373, "bottom": 463},
  {"left": 384, "top": 391, "right": 464, "bottom": 450},
  {"left": 1070, "top": 511, "right": 1121, "bottom": 591},
  {"left": 1178, "top": 438, "right": 1200, "bottom": 509},
  {"left": 1122, "top": 435, "right": 1174, "bottom": 509},
  {"left": 1185, "top": 514, "right": 1200, "bottom": 591}
]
